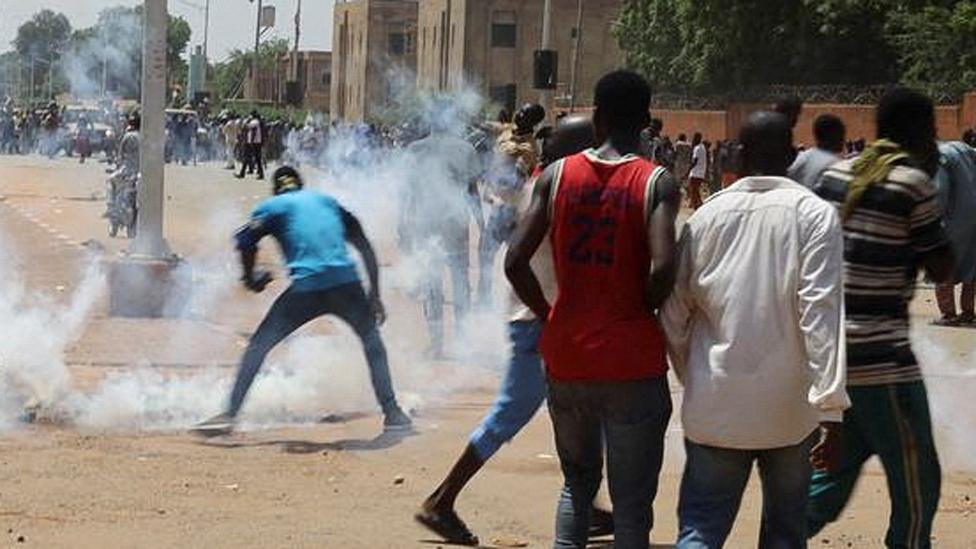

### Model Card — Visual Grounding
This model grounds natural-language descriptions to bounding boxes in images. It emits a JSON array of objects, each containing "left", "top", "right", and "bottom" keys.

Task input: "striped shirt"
[{"left": 814, "top": 159, "right": 950, "bottom": 386}]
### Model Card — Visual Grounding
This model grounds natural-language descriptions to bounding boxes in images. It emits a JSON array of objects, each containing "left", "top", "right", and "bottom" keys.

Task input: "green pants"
[{"left": 808, "top": 381, "right": 941, "bottom": 549}]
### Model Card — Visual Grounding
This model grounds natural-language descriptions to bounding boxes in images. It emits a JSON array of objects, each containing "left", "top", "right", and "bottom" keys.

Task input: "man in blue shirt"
[{"left": 192, "top": 166, "right": 412, "bottom": 436}]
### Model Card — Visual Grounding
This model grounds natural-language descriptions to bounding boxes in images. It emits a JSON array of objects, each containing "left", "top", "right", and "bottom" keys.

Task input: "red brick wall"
[{"left": 639, "top": 100, "right": 974, "bottom": 144}]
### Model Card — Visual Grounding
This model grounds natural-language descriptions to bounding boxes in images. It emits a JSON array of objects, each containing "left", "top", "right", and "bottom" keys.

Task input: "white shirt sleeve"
[
  {"left": 797, "top": 200, "right": 851, "bottom": 422},
  {"left": 661, "top": 224, "right": 696, "bottom": 382}
]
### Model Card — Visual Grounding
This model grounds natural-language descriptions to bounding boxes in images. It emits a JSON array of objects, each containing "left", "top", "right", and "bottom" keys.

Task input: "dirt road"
[{"left": 0, "top": 156, "right": 973, "bottom": 547}]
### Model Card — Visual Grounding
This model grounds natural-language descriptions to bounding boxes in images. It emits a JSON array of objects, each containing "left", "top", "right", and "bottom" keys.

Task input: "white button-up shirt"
[{"left": 662, "top": 176, "right": 850, "bottom": 450}]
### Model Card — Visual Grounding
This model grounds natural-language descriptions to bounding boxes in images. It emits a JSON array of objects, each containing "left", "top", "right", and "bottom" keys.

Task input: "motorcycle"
[{"left": 105, "top": 170, "right": 139, "bottom": 238}]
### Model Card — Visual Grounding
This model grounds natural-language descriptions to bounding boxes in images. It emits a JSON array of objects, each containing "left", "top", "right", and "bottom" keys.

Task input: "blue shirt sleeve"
[{"left": 235, "top": 200, "right": 279, "bottom": 251}]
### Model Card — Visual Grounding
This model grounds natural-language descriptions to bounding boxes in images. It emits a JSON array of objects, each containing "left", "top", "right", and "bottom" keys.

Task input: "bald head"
[
  {"left": 542, "top": 114, "right": 596, "bottom": 167},
  {"left": 739, "top": 111, "right": 794, "bottom": 177}
]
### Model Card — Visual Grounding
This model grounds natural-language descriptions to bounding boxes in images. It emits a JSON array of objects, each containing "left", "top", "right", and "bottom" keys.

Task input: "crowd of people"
[
  {"left": 5, "top": 68, "right": 973, "bottom": 547},
  {"left": 177, "top": 68, "right": 974, "bottom": 549}
]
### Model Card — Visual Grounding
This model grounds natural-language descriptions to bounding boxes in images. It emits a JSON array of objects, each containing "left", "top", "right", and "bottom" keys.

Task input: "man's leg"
[
  {"left": 756, "top": 432, "right": 817, "bottom": 548},
  {"left": 960, "top": 282, "right": 975, "bottom": 320},
  {"left": 808, "top": 392, "right": 875, "bottom": 537},
  {"left": 677, "top": 440, "right": 754, "bottom": 549},
  {"left": 227, "top": 288, "right": 323, "bottom": 417},
  {"left": 934, "top": 283, "right": 958, "bottom": 320},
  {"left": 603, "top": 377, "right": 672, "bottom": 549},
  {"left": 549, "top": 381, "right": 602, "bottom": 549},
  {"left": 328, "top": 283, "right": 402, "bottom": 417},
  {"left": 418, "top": 320, "right": 546, "bottom": 545},
  {"left": 255, "top": 145, "right": 265, "bottom": 179},
  {"left": 447, "top": 228, "right": 471, "bottom": 330},
  {"left": 867, "top": 382, "right": 942, "bottom": 549},
  {"left": 422, "top": 259, "right": 446, "bottom": 358}
]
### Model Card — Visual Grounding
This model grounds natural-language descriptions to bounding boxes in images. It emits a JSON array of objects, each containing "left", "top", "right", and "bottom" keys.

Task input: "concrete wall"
[
  {"left": 417, "top": 0, "right": 624, "bottom": 111},
  {"left": 331, "top": 0, "right": 418, "bottom": 122}
]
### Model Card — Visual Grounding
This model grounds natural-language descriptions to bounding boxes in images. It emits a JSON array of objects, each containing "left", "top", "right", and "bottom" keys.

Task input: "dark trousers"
[
  {"left": 228, "top": 283, "right": 398, "bottom": 418},
  {"left": 677, "top": 433, "right": 817, "bottom": 549},
  {"left": 237, "top": 143, "right": 264, "bottom": 179},
  {"left": 548, "top": 377, "right": 672, "bottom": 549},
  {"left": 808, "top": 382, "right": 941, "bottom": 549}
]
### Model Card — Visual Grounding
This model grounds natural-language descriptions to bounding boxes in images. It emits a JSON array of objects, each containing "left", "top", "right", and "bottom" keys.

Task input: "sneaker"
[
  {"left": 190, "top": 412, "right": 236, "bottom": 438},
  {"left": 383, "top": 407, "right": 413, "bottom": 432}
]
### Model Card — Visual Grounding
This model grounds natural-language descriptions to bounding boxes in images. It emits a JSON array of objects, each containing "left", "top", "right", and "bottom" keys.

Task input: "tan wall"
[
  {"left": 332, "top": 0, "right": 418, "bottom": 122},
  {"left": 417, "top": 0, "right": 624, "bottom": 111}
]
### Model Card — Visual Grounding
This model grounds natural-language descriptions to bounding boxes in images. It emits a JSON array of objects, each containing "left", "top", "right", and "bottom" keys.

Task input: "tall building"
[
  {"left": 331, "top": 0, "right": 419, "bottom": 122},
  {"left": 417, "top": 0, "right": 624, "bottom": 113}
]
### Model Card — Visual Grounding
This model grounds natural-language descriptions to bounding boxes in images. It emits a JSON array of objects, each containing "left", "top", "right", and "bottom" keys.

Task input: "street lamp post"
[{"left": 131, "top": 0, "right": 171, "bottom": 258}]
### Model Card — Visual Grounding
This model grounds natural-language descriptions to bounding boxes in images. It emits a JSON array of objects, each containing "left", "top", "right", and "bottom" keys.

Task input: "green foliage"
[
  {"left": 211, "top": 39, "right": 291, "bottom": 103},
  {"left": 617, "top": 0, "right": 976, "bottom": 98},
  {"left": 886, "top": 1, "right": 976, "bottom": 95},
  {"left": 14, "top": 10, "right": 72, "bottom": 60}
]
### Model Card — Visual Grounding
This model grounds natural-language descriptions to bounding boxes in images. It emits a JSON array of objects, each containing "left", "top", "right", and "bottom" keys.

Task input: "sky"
[{"left": 0, "top": 0, "right": 335, "bottom": 62}]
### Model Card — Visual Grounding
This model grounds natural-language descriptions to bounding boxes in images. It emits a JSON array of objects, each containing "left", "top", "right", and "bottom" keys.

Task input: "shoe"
[
  {"left": 234, "top": 173, "right": 244, "bottom": 179},
  {"left": 383, "top": 407, "right": 413, "bottom": 432},
  {"left": 190, "top": 412, "right": 236, "bottom": 438}
]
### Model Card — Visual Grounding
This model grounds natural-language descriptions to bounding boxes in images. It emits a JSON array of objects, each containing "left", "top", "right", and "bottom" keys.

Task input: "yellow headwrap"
[{"left": 842, "top": 139, "right": 910, "bottom": 221}]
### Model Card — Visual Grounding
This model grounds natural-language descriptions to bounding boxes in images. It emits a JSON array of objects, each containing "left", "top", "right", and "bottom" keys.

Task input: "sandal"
[
  {"left": 415, "top": 508, "right": 480, "bottom": 546},
  {"left": 931, "top": 315, "right": 962, "bottom": 327}
]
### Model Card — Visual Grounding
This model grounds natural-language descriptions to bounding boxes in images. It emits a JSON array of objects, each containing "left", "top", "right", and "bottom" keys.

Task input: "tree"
[
  {"left": 886, "top": 1, "right": 976, "bottom": 96},
  {"left": 63, "top": 5, "right": 192, "bottom": 100},
  {"left": 14, "top": 10, "right": 72, "bottom": 61},
  {"left": 212, "top": 39, "right": 291, "bottom": 103}
]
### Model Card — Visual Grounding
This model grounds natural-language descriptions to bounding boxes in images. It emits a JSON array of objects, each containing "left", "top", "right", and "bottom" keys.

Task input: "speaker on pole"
[
  {"left": 285, "top": 81, "right": 302, "bottom": 106},
  {"left": 534, "top": 50, "right": 558, "bottom": 90}
]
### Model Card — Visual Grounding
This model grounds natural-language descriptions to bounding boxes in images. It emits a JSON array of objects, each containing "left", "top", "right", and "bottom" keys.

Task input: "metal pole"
[
  {"left": 292, "top": 0, "right": 301, "bottom": 81},
  {"left": 130, "top": 0, "right": 171, "bottom": 258},
  {"left": 29, "top": 55, "right": 35, "bottom": 103},
  {"left": 251, "top": 0, "right": 263, "bottom": 99},
  {"left": 202, "top": 0, "right": 210, "bottom": 89},
  {"left": 47, "top": 58, "right": 54, "bottom": 100},
  {"left": 540, "top": 0, "right": 553, "bottom": 116},
  {"left": 569, "top": 0, "right": 584, "bottom": 112}
]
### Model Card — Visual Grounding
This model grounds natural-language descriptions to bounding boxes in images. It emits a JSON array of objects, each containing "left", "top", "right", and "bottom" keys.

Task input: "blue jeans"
[
  {"left": 549, "top": 377, "right": 672, "bottom": 549},
  {"left": 677, "top": 433, "right": 817, "bottom": 549},
  {"left": 469, "top": 320, "right": 546, "bottom": 460},
  {"left": 228, "top": 282, "right": 399, "bottom": 417}
]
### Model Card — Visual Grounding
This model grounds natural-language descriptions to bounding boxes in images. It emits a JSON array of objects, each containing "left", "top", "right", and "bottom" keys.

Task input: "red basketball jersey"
[{"left": 541, "top": 150, "right": 669, "bottom": 381}]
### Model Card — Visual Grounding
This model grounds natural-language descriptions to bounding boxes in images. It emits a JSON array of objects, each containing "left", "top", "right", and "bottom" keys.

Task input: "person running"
[
  {"left": 807, "top": 88, "right": 955, "bottom": 549},
  {"left": 662, "top": 111, "right": 849, "bottom": 548},
  {"left": 688, "top": 132, "right": 707, "bottom": 209},
  {"left": 931, "top": 140, "right": 976, "bottom": 326},
  {"left": 789, "top": 114, "right": 846, "bottom": 189},
  {"left": 416, "top": 115, "right": 613, "bottom": 546},
  {"left": 192, "top": 166, "right": 412, "bottom": 437},
  {"left": 402, "top": 109, "right": 483, "bottom": 358},
  {"left": 506, "top": 70, "right": 680, "bottom": 549}
]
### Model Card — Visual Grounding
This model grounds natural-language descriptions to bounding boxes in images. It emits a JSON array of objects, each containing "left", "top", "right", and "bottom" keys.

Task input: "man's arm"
[
  {"left": 911, "top": 179, "right": 956, "bottom": 283},
  {"left": 660, "top": 224, "right": 695, "bottom": 381},
  {"left": 646, "top": 170, "right": 681, "bottom": 311},
  {"left": 798, "top": 202, "right": 851, "bottom": 472},
  {"left": 342, "top": 207, "right": 386, "bottom": 325},
  {"left": 504, "top": 163, "right": 555, "bottom": 320},
  {"left": 234, "top": 215, "right": 274, "bottom": 292}
]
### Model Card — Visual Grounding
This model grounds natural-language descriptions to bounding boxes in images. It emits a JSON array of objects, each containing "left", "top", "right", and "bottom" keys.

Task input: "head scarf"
[{"left": 842, "top": 139, "right": 910, "bottom": 221}]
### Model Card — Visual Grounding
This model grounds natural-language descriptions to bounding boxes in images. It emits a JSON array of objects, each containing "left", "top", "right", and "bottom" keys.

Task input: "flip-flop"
[
  {"left": 415, "top": 508, "right": 479, "bottom": 546},
  {"left": 931, "top": 316, "right": 962, "bottom": 327},
  {"left": 589, "top": 507, "right": 614, "bottom": 539}
]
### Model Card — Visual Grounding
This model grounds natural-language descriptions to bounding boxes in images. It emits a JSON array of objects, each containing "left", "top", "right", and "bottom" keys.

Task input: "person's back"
[
  {"left": 545, "top": 150, "right": 668, "bottom": 380},
  {"left": 253, "top": 189, "right": 358, "bottom": 291},
  {"left": 789, "top": 147, "right": 839, "bottom": 188},
  {"left": 815, "top": 157, "right": 943, "bottom": 384},
  {"left": 406, "top": 132, "right": 480, "bottom": 233},
  {"left": 669, "top": 175, "right": 842, "bottom": 446}
]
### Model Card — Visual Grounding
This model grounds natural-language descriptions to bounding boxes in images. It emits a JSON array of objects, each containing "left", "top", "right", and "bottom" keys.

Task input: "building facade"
[
  {"left": 416, "top": 0, "right": 624, "bottom": 113},
  {"left": 250, "top": 51, "right": 332, "bottom": 113},
  {"left": 331, "top": 0, "right": 418, "bottom": 122}
]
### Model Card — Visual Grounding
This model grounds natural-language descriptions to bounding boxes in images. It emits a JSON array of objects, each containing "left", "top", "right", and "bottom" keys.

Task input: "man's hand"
[
  {"left": 242, "top": 269, "right": 272, "bottom": 293},
  {"left": 811, "top": 422, "right": 844, "bottom": 473},
  {"left": 370, "top": 294, "right": 387, "bottom": 326}
]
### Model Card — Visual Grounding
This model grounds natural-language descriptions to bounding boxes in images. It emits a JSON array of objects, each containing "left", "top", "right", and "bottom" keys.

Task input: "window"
[
  {"left": 491, "top": 23, "right": 516, "bottom": 48},
  {"left": 489, "top": 84, "right": 517, "bottom": 113},
  {"left": 389, "top": 33, "right": 407, "bottom": 55},
  {"left": 322, "top": 71, "right": 331, "bottom": 86},
  {"left": 491, "top": 10, "right": 517, "bottom": 48}
]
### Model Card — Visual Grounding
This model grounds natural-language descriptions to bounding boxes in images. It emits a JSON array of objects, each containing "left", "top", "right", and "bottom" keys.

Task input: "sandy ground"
[{"left": 0, "top": 155, "right": 973, "bottom": 548}]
